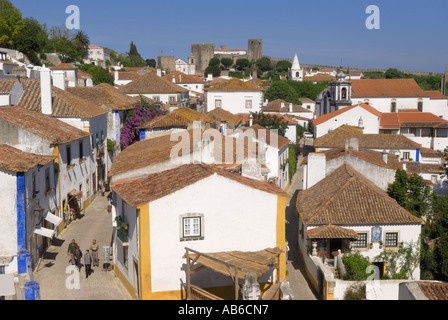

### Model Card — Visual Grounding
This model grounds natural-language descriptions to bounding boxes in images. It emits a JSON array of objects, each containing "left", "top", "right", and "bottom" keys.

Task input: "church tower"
[
  {"left": 329, "top": 71, "right": 352, "bottom": 111},
  {"left": 289, "top": 52, "right": 303, "bottom": 82}
]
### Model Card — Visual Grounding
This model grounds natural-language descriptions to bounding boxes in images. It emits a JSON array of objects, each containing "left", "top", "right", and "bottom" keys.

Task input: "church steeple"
[{"left": 289, "top": 52, "right": 303, "bottom": 82}]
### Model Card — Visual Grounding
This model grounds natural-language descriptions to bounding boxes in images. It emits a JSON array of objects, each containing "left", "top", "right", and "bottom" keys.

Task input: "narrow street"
[
  {"left": 32, "top": 194, "right": 132, "bottom": 300},
  {"left": 284, "top": 149, "right": 319, "bottom": 300}
]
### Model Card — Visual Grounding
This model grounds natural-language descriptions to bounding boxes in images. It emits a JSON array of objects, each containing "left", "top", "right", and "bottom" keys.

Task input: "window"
[
  {"left": 79, "top": 141, "right": 83, "bottom": 159},
  {"left": 66, "top": 144, "right": 72, "bottom": 164},
  {"left": 418, "top": 101, "right": 423, "bottom": 112},
  {"left": 391, "top": 102, "right": 397, "bottom": 112},
  {"left": 353, "top": 232, "right": 368, "bottom": 248},
  {"left": 385, "top": 232, "right": 398, "bottom": 247},
  {"left": 215, "top": 99, "right": 222, "bottom": 108},
  {"left": 169, "top": 96, "right": 176, "bottom": 102},
  {"left": 403, "top": 152, "right": 410, "bottom": 160},
  {"left": 45, "top": 168, "right": 50, "bottom": 193},
  {"left": 180, "top": 214, "right": 204, "bottom": 240},
  {"left": 245, "top": 99, "right": 252, "bottom": 109},
  {"left": 153, "top": 96, "right": 160, "bottom": 102}
]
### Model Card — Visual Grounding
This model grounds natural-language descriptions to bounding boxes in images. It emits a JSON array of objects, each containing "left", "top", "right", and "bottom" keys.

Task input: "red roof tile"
[{"left": 0, "top": 144, "right": 55, "bottom": 172}]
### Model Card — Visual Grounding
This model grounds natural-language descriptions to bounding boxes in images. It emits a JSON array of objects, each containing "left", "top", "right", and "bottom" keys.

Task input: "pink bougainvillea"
[{"left": 120, "top": 98, "right": 166, "bottom": 149}]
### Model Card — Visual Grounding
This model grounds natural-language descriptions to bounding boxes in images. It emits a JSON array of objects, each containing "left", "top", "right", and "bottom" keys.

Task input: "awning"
[
  {"left": 34, "top": 227, "right": 55, "bottom": 238},
  {"left": 0, "top": 273, "right": 16, "bottom": 296},
  {"left": 43, "top": 211, "right": 62, "bottom": 226}
]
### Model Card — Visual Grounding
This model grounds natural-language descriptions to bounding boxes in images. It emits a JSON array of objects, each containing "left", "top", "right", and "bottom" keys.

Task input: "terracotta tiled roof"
[
  {"left": 405, "top": 162, "right": 445, "bottom": 174},
  {"left": 49, "top": 63, "right": 77, "bottom": 70},
  {"left": 0, "top": 144, "right": 55, "bottom": 172},
  {"left": 139, "top": 107, "right": 214, "bottom": 130},
  {"left": 15, "top": 78, "right": 108, "bottom": 118},
  {"left": 420, "top": 147, "right": 440, "bottom": 158},
  {"left": 417, "top": 281, "right": 448, "bottom": 300},
  {"left": 88, "top": 44, "right": 102, "bottom": 49},
  {"left": 162, "top": 71, "right": 205, "bottom": 84},
  {"left": 0, "top": 78, "right": 17, "bottom": 93},
  {"left": 120, "top": 70, "right": 188, "bottom": 94},
  {"left": 205, "top": 78, "right": 263, "bottom": 92},
  {"left": 171, "top": 106, "right": 215, "bottom": 123},
  {"left": 297, "top": 163, "right": 423, "bottom": 226},
  {"left": 111, "top": 163, "right": 289, "bottom": 207},
  {"left": 299, "top": 98, "right": 315, "bottom": 103},
  {"left": 263, "top": 99, "right": 312, "bottom": 113},
  {"left": 112, "top": 71, "right": 142, "bottom": 81},
  {"left": 303, "top": 74, "right": 335, "bottom": 82},
  {"left": 0, "top": 106, "right": 90, "bottom": 145},
  {"left": 206, "top": 108, "right": 242, "bottom": 127},
  {"left": 380, "top": 112, "right": 447, "bottom": 129},
  {"left": 301, "top": 148, "right": 403, "bottom": 170},
  {"left": 314, "top": 125, "right": 421, "bottom": 150},
  {"left": 66, "top": 83, "right": 137, "bottom": 111},
  {"left": 425, "top": 90, "right": 447, "bottom": 99},
  {"left": 306, "top": 224, "right": 359, "bottom": 239},
  {"left": 313, "top": 103, "right": 381, "bottom": 126},
  {"left": 351, "top": 79, "right": 426, "bottom": 98}
]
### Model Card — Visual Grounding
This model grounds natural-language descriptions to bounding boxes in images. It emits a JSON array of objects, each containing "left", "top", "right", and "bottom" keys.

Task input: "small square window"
[
  {"left": 353, "top": 233, "right": 368, "bottom": 248},
  {"left": 245, "top": 100, "right": 252, "bottom": 109},
  {"left": 385, "top": 232, "right": 398, "bottom": 247},
  {"left": 180, "top": 215, "right": 204, "bottom": 241}
]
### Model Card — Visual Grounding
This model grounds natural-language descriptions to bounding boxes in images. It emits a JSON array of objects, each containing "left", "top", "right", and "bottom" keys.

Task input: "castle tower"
[
  {"left": 191, "top": 43, "right": 215, "bottom": 75},
  {"left": 289, "top": 52, "right": 303, "bottom": 82},
  {"left": 188, "top": 52, "right": 196, "bottom": 75},
  {"left": 248, "top": 39, "right": 262, "bottom": 61}
]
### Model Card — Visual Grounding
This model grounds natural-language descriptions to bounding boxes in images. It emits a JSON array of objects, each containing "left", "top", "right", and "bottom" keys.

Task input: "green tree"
[
  {"left": 264, "top": 81, "right": 299, "bottom": 104},
  {"left": 14, "top": 17, "right": 47, "bottom": 65},
  {"left": 342, "top": 252, "right": 371, "bottom": 281},
  {"left": 220, "top": 57, "right": 233, "bottom": 70},
  {"left": 275, "top": 60, "right": 292, "bottom": 73},
  {"left": 387, "top": 170, "right": 409, "bottom": 207},
  {"left": 145, "top": 58, "right": 156, "bottom": 68},
  {"left": 80, "top": 64, "right": 114, "bottom": 85},
  {"left": 209, "top": 56, "right": 221, "bottom": 66},
  {"left": 205, "top": 64, "right": 221, "bottom": 77},
  {"left": 0, "top": 0, "right": 24, "bottom": 48},
  {"left": 235, "top": 58, "right": 250, "bottom": 71},
  {"left": 250, "top": 112, "right": 288, "bottom": 137},
  {"left": 375, "top": 241, "right": 421, "bottom": 279},
  {"left": 126, "top": 41, "right": 146, "bottom": 67},
  {"left": 256, "top": 56, "right": 271, "bottom": 72},
  {"left": 287, "top": 144, "right": 297, "bottom": 180}
]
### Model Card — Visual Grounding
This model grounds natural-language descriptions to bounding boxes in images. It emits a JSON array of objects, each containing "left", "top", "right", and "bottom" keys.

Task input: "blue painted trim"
[
  {"left": 139, "top": 129, "right": 145, "bottom": 141},
  {"left": 16, "top": 172, "right": 26, "bottom": 251},
  {"left": 416, "top": 149, "right": 420, "bottom": 162}
]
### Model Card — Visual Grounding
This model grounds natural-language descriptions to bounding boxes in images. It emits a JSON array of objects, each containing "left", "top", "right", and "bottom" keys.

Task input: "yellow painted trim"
[
  {"left": 113, "top": 263, "right": 138, "bottom": 299},
  {"left": 137, "top": 203, "right": 152, "bottom": 300},
  {"left": 53, "top": 145, "right": 64, "bottom": 233},
  {"left": 276, "top": 196, "right": 287, "bottom": 281},
  {"left": 315, "top": 148, "right": 318, "bottom": 152},
  {"left": 325, "top": 282, "right": 334, "bottom": 300}
]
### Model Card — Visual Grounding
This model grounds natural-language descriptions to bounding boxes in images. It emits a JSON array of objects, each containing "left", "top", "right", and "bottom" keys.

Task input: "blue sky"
[{"left": 12, "top": 0, "right": 448, "bottom": 73}]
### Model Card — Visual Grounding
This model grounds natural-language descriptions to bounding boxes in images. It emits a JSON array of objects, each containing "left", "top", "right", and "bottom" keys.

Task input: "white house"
[
  {"left": 316, "top": 78, "right": 448, "bottom": 119},
  {"left": 379, "top": 112, "right": 448, "bottom": 151},
  {"left": 85, "top": 44, "right": 111, "bottom": 67},
  {"left": 302, "top": 147, "right": 402, "bottom": 191},
  {"left": 163, "top": 71, "right": 205, "bottom": 94},
  {"left": 0, "top": 144, "right": 59, "bottom": 279},
  {"left": 0, "top": 106, "right": 92, "bottom": 234},
  {"left": 262, "top": 98, "right": 314, "bottom": 120},
  {"left": 109, "top": 163, "right": 289, "bottom": 300},
  {"left": 297, "top": 163, "right": 423, "bottom": 281},
  {"left": 313, "top": 103, "right": 381, "bottom": 138},
  {"left": 314, "top": 125, "right": 423, "bottom": 163},
  {"left": 49, "top": 63, "right": 78, "bottom": 87},
  {"left": 15, "top": 69, "right": 109, "bottom": 200},
  {"left": 230, "top": 124, "right": 291, "bottom": 189},
  {"left": 205, "top": 78, "right": 264, "bottom": 114},
  {"left": 120, "top": 70, "right": 190, "bottom": 109}
]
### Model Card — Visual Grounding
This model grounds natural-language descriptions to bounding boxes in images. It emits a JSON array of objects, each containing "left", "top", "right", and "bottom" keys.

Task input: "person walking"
[
  {"left": 73, "top": 246, "right": 83, "bottom": 271},
  {"left": 84, "top": 250, "right": 93, "bottom": 278},
  {"left": 90, "top": 240, "right": 99, "bottom": 267},
  {"left": 67, "top": 239, "right": 78, "bottom": 265}
]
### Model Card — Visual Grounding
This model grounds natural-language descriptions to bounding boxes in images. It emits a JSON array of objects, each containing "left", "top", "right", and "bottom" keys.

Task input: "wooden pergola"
[{"left": 184, "top": 247, "right": 283, "bottom": 300}]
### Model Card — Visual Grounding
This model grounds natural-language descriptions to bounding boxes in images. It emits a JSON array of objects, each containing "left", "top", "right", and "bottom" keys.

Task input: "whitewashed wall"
[{"left": 206, "top": 90, "right": 263, "bottom": 114}]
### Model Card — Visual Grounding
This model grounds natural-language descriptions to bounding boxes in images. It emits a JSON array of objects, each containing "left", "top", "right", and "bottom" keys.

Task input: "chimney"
[
  {"left": 114, "top": 70, "right": 119, "bottom": 82},
  {"left": 179, "top": 74, "right": 182, "bottom": 82},
  {"left": 172, "top": 75, "right": 176, "bottom": 83},
  {"left": 349, "top": 137, "right": 359, "bottom": 151},
  {"left": 281, "top": 102, "right": 285, "bottom": 110},
  {"left": 306, "top": 153, "right": 326, "bottom": 189},
  {"left": 207, "top": 73, "right": 213, "bottom": 81},
  {"left": 157, "top": 68, "right": 162, "bottom": 77},
  {"left": 52, "top": 70, "right": 66, "bottom": 90},
  {"left": 345, "top": 139, "right": 349, "bottom": 151},
  {"left": 381, "top": 149, "right": 388, "bottom": 164},
  {"left": 40, "top": 66, "right": 52, "bottom": 115},
  {"left": 289, "top": 103, "right": 293, "bottom": 113},
  {"left": 249, "top": 114, "right": 253, "bottom": 126}
]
